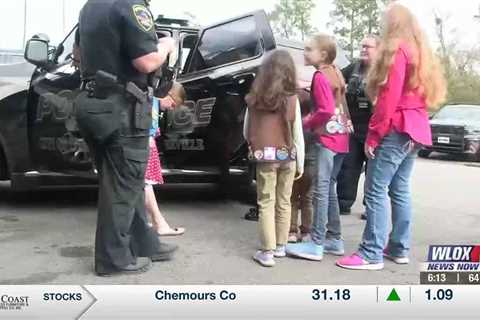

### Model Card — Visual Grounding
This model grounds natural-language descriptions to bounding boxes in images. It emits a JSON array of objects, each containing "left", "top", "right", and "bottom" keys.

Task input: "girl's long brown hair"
[
  {"left": 367, "top": 3, "right": 447, "bottom": 109},
  {"left": 246, "top": 50, "right": 297, "bottom": 112}
]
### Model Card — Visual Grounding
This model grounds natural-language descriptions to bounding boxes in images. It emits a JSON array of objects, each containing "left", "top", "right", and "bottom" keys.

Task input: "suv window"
[
  {"left": 189, "top": 16, "right": 262, "bottom": 72},
  {"left": 180, "top": 33, "right": 199, "bottom": 74},
  {"left": 434, "top": 106, "right": 480, "bottom": 121},
  {"left": 279, "top": 44, "right": 315, "bottom": 83}
]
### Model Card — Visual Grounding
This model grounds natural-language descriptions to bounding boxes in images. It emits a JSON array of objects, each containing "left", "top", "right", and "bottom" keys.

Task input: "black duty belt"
[{"left": 81, "top": 80, "right": 152, "bottom": 106}]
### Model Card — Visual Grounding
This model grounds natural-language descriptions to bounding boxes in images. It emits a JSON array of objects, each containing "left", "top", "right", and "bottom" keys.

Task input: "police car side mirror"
[{"left": 24, "top": 38, "right": 50, "bottom": 68}]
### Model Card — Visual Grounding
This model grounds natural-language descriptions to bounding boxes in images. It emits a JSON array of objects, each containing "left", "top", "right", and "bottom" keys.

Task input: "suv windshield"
[
  {"left": 433, "top": 105, "right": 480, "bottom": 121},
  {"left": 51, "top": 24, "right": 78, "bottom": 65}
]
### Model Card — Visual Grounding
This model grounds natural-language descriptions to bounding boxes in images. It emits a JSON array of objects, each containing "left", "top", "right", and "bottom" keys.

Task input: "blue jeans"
[
  {"left": 358, "top": 132, "right": 419, "bottom": 263},
  {"left": 311, "top": 143, "right": 346, "bottom": 245}
]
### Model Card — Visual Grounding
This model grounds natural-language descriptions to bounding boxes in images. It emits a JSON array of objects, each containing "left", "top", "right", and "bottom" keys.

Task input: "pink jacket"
[
  {"left": 303, "top": 71, "right": 349, "bottom": 154},
  {"left": 366, "top": 43, "right": 432, "bottom": 149}
]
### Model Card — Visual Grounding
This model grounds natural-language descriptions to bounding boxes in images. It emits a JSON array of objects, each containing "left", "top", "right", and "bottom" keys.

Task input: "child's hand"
[
  {"left": 294, "top": 171, "right": 304, "bottom": 181},
  {"left": 157, "top": 97, "right": 175, "bottom": 111},
  {"left": 314, "top": 126, "right": 327, "bottom": 136},
  {"left": 345, "top": 120, "right": 354, "bottom": 134},
  {"left": 364, "top": 143, "right": 376, "bottom": 160},
  {"left": 302, "top": 114, "right": 312, "bottom": 126}
]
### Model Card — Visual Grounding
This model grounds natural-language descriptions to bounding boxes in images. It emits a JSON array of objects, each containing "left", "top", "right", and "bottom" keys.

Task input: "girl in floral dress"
[{"left": 145, "top": 83, "right": 187, "bottom": 237}]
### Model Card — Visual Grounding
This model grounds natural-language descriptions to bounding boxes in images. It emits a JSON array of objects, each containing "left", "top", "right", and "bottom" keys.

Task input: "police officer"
[
  {"left": 75, "top": 0, "right": 177, "bottom": 276},
  {"left": 337, "top": 35, "right": 379, "bottom": 219}
]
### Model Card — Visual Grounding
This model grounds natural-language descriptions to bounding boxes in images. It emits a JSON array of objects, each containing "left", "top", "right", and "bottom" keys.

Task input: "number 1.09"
[{"left": 425, "top": 289, "right": 453, "bottom": 301}]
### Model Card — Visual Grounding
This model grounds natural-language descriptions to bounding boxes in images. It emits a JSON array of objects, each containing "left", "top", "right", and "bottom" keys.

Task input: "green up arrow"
[{"left": 387, "top": 289, "right": 401, "bottom": 302}]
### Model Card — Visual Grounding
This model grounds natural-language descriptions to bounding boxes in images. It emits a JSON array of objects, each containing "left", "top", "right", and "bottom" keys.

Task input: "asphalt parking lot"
[{"left": 0, "top": 155, "right": 479, "bottom": 285}]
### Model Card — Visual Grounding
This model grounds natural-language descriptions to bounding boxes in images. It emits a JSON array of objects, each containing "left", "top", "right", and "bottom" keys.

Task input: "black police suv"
[
  {"left": 419, "top": 104, "right": 480, "bottom": 161},
  {"left": 0, "top": 11, "right": 348, "bottom": 192}
]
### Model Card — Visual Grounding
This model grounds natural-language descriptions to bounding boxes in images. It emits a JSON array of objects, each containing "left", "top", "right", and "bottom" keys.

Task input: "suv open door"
[
  {"left": 26, "top": 26, "right": 93, "bottom": 181},
  {"left": 160, "top": 10, "right": 275, "bottom": 184}
]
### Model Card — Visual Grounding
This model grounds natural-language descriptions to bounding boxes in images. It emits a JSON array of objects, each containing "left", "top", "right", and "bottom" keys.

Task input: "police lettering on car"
[{"left": 74, "top": 0, "right": 178, "bottom": 276}]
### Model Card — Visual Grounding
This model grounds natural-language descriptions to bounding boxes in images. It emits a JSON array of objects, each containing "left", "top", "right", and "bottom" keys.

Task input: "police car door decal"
[{"left": 163, "top": 97, "right": 216, "bottom": 151}]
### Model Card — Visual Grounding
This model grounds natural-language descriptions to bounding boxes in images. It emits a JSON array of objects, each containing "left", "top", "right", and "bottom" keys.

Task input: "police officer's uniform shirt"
[
  {"left": 343, "top": 60, "right": 372, "bottom": 141},
  {"left": 77, "top": 0, "right": 158, "bottom": 88}
]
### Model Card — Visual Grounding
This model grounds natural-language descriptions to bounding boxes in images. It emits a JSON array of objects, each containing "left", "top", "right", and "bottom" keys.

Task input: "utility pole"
[
  {"left": 22, "top": 0, "right": 27, "bottom": 49},
  {"left": 62, "top": 0, "right": 66, "bottom": 34}
]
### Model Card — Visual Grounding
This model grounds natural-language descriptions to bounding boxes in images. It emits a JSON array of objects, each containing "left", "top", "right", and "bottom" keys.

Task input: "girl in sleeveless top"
[{"left": 145, "top": 83, "right": 187, "bottom": 237}]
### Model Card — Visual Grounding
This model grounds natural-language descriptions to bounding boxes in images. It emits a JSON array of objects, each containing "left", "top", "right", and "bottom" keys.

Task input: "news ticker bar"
[{"left": 0, "top": 285, "right": 479, "bottom": 319}]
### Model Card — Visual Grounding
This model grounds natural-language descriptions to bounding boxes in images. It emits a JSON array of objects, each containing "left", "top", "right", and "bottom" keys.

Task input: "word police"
[
  {"left": 155, "top": 290, "right": 237, "bottom": 301},
  {"left": 43, "top": 293, "right": 82, "bottom": 301}
]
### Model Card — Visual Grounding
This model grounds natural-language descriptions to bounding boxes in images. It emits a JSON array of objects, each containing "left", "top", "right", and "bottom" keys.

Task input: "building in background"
[{"left": 0, "top": 0, "right": 85, "bottom": 51}]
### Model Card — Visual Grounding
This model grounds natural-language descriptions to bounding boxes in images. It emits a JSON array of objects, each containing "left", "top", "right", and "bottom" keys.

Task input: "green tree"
[
  {"left": 434, "top": 13, "right": 480, "bottom": 105},
  {"left": 268, "top": 0, "right": 317, "bottom": 40},
  {"left": 329, "top": 0, "right": 389, "bottom": 59}
]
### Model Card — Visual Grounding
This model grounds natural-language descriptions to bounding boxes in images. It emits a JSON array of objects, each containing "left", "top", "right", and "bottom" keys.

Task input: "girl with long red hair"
[{"left": 337, "top": 3, "right": 446, "bottom": 270}]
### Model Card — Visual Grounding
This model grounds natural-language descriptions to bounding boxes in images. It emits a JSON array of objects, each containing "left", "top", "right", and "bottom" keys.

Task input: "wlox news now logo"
[{"left": 426, "top": 245, "right": 480, "bottom": 271}]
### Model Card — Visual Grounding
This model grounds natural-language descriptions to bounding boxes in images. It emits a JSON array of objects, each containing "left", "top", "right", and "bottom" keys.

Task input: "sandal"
[
  {"left": 157, "top": 227, "right": 186, "bottom": 237},
  {"left": 288, "top": 233, "right": 298, "bottom": 243}
]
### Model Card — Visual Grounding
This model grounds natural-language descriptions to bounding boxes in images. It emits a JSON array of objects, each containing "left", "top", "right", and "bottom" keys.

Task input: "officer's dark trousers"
[
  {"left": 88, "top": 103, "right": 160, "bottom": 273},
  {"left": 337, "top": 135, "right": 368, "bottom": 212}
]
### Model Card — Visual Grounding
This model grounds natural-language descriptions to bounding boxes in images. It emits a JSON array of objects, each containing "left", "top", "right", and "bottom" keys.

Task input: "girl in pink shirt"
[
  {"left": 337, "top": 3, "right": 446, "bottom": 270},
  {"left": 287, "top": 34, "right": 351, "bottom": 261}
]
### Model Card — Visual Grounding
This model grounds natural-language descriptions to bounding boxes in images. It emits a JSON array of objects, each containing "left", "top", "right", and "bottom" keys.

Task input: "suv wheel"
[
  {"left": 0, "top": 146, "right": 8, "bottom": 180},
  {"left": 467, "top": 152, "right": 480, "bottom": 163},
  {"left": 418, "top": 149, "right": 432, "bottom": 158}
]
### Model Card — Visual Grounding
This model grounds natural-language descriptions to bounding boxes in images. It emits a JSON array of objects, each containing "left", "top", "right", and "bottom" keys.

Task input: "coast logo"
[
  {"left": 0, "top": 294, "right": 30, "bottom": 311},
  {"left": 428, "top": 245, "right": 480, "bottom": 262}
]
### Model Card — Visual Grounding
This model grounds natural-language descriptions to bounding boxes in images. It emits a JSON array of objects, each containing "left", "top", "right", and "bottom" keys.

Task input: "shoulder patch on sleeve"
[{"left": 132, "top": 4, "right": 154, "bottom": 32}]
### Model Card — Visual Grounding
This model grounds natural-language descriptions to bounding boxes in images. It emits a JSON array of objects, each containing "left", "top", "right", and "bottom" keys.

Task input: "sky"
[{"left": 0, "top": 0, "right": 478, "bottom": 51}]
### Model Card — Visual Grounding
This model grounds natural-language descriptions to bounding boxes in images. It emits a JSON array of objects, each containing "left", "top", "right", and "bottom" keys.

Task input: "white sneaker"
[
  {"left": 384, "top": 253, "right": 410, "bottom": 265},
  {"left": 274, "top": 245, "right": 287, "bottom": 258},
  {"left": 253, "top": 250, "right": 275, "bottom": 267}
]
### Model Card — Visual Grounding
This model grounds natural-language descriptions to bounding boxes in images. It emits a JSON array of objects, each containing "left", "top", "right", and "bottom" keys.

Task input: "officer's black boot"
[
  {"left": 96, "top": 257, "right": 152, "bottom": 277},
  {"left": 151, "top": 242, "right": 178, "bottom": 262}
]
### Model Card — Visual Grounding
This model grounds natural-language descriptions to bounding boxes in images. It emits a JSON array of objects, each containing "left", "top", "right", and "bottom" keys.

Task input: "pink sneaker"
[{"left": 336, "top": 253, "right": 384, "bottom": 270}]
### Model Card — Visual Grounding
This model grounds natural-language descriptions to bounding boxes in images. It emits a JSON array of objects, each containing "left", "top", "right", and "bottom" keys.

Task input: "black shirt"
[
  {"left": 342, "top": 60, "right": 373, "bottom": 141},
  {"left": 76, "top": 0, "right": 158, "bottom": 88}
]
